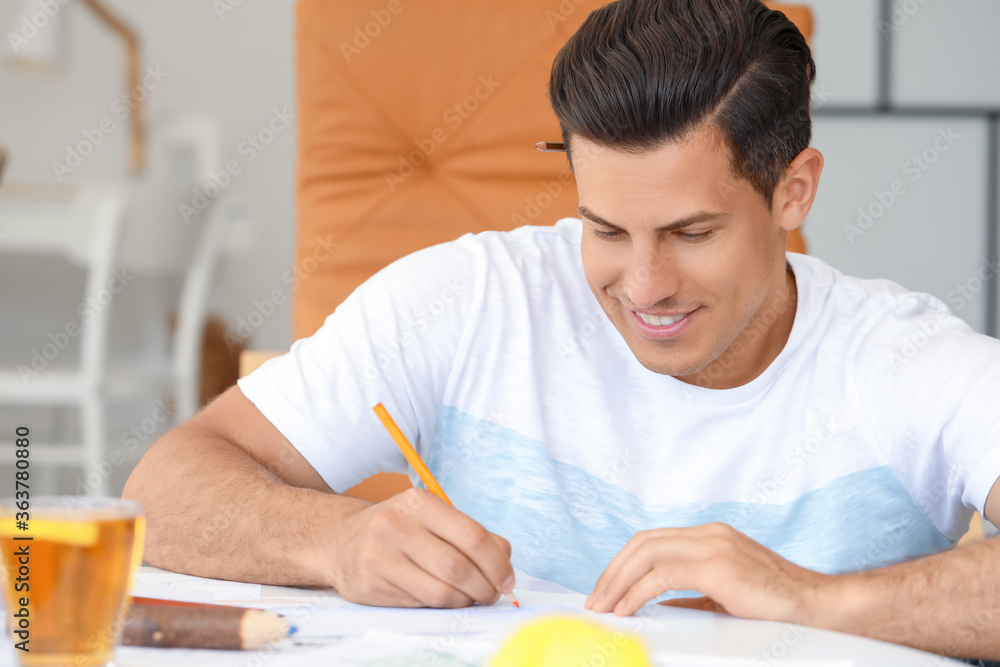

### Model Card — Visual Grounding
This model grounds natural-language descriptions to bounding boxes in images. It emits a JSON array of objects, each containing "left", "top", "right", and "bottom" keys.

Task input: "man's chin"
[
  {"left": 630, "top": 348, "right": 710, "bottom": 378},
  {"left": 609, "top": 322, "right": 703, "bottom": 377}
]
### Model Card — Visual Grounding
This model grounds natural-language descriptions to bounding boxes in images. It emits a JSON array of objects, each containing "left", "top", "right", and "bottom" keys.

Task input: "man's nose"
[{"left": 623, "top": 246, "right": 679, "bottom": 309}]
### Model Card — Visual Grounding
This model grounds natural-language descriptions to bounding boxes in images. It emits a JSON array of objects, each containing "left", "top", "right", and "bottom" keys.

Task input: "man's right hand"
[
  {"left": 326, "top": 488, "right": 516, "bottom": 608},
  {"left": 125, "top": 386, "right": 513, "bottom": 603}
]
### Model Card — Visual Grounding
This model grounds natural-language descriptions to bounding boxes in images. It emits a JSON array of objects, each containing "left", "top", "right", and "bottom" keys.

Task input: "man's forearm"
[
  {"left": 810, "top": 537, "right": 1000, "bottom": 659},
  {"left": 122, "top": 424, "right": 370, "bottom": 587}
]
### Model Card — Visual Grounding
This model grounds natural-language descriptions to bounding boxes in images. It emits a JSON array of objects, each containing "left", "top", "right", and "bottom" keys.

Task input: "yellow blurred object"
[
  {"left": 0, "top": 518, "right": 99, "bottom": 547},
  {"left": 958, "top": 512, "right": 985, "bottom": 545},
  {"left": 129, "top": 515, "right": 146, "bottom": 579},
  {"left": 491, "top": 616, "right": 651, "bottom": 667}
]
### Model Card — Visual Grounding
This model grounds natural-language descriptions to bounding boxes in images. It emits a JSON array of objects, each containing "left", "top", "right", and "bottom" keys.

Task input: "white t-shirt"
[{"left": 239, "top": 218, "right": 1000, "bottom": 596}]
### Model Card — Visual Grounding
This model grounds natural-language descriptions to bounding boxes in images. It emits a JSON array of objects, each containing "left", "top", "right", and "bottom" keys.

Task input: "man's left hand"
[{"left": 584, "top": 522, "right": 831, "bottom": 622}]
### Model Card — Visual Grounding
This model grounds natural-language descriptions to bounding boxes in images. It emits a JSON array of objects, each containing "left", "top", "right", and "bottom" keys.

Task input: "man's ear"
[{"left": 774, "top": 148, "right": 824, "bottom": 233}]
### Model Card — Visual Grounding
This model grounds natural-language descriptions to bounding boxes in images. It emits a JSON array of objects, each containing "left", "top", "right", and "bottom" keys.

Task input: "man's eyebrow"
[{"left": 577, "top": 205, "right": 729, "bottom": 232}]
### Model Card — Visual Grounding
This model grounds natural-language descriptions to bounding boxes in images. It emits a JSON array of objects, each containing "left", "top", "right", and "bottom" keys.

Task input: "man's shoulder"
[
  {"left": 455, "top": 217, "right": 584, "bottom": 262},
  {"left": 379, "top": 218, "right": 587, "bottom": 295},
  {"left": 360, "top": 218, "right": 582, "bottom": 286},
  {"left": 788, "top": 252, "right": 951, "bottom": 325},
  {"left": 787, "top": 253, "right": 993, "bottom": 377},
  {"left": 502, "top": 217, "right": 584, "bottom": 246},
  {"left": 347, "top": 218, "right": 590, "bottom": 327},
  {"left": 394, "top": 218, "right": 582, "bottom": 265}
]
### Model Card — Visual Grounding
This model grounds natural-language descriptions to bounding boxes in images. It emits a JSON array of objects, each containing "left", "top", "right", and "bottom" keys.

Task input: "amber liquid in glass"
[{"left": 0, "top": 514, "right": 140, "bottom": 667}]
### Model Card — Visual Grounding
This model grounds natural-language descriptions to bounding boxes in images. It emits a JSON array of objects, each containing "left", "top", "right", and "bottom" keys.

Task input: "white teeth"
[{"left": 637, "top": 312, "right": 686, "bottom": 326}]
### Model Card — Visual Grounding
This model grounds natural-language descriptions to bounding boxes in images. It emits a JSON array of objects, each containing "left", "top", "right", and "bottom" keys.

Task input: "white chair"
[
  {"left": 0, "top": 148, "right": 234, "bottom": 494},
  {"left": 1, "top": 184, "right": 139, "bottom": 489}
]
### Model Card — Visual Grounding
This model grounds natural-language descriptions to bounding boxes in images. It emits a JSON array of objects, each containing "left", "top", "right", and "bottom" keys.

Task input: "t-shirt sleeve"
[
  {"left": 849, "top": 292, "right": 1000, "bottom": 539},
  {"left": 237, "top": 237, "right": 482, "bottom": 493}
]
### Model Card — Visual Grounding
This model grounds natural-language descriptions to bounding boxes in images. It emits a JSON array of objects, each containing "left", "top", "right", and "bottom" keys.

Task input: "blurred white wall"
[
  {"left": 0, "top": 0, "right": 297, "bottom": 495},
  {"left": 0, "top": 0, "right": 297, "bottom": 351},
  {"left": 806, "top": 0, "right": 1000, "bottom": 336}
]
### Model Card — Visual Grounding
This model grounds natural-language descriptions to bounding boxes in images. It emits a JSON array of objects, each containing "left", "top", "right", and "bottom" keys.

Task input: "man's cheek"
[{"left": 582, "top": 255, "right": 618, "bottom": 292}]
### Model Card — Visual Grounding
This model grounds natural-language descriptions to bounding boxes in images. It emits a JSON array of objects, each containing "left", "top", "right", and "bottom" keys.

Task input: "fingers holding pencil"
[
  {"left": 386, "top": 549, "right": 481, "bottom": 608},
  {"left": 410, "top": 491, "right": 515, "bottom": 604},
  {"left": 372, "top": 404, "right": 519, "bottom": 608},
  {"left": 329, "top": 487, "right": 515, "bottom": 609}
]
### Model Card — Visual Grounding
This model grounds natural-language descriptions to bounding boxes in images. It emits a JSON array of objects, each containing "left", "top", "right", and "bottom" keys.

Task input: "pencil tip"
[{"left": 513, "top": 601, "right": 520, "bottom": 608}]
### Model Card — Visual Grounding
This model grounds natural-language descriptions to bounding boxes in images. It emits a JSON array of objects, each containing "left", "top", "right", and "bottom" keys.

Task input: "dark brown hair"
[{"left": 548, "top": 0, "right": 816, "bottom": 207}]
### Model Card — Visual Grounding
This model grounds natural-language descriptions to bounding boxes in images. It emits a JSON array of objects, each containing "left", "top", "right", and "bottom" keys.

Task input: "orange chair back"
[{"left": 294, "top": 1, "right": 812, "bottom": 340}]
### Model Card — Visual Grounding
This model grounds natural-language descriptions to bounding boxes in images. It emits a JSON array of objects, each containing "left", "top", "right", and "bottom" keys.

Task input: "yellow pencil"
[{"left": 373, "top": 403, "right": 519, "bottom": 608}]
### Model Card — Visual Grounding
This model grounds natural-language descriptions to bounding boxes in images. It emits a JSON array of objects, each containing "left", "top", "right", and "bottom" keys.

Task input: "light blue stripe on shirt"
[{"left": 426, "top": 406, "right": 954, "bottom": 597}]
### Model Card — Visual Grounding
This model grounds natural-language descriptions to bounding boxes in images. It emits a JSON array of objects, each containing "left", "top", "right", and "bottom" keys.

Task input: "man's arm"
[
  {"left": 818, "top": 477, "right": 1000, "bottom": 658},
  {"left": 585, "top": 476, "right": 1000, "bottom": 659},
  {"left": 123, "top": 385, "right": 515, "bottom": 607}
]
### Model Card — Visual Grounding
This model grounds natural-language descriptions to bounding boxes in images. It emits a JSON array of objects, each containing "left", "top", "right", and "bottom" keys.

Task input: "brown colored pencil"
[{"left": 122, "top": 601, "right": 291, "bottom": 650}]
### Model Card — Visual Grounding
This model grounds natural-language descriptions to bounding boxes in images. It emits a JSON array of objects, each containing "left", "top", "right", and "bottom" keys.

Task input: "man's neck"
[{"left": 678, "top": 263, "right": 799, "bottom": 390}]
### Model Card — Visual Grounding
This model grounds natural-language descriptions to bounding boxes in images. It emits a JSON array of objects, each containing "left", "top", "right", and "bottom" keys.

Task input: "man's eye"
[
  {"left": 678, "top": 230, "right": 713, "bottom": 241},
  {"left": 590, "top": 227, "right": 714, "bottom": 241},
  {"left": 592, "top": 228, "right": 622, "bottom": 240}
]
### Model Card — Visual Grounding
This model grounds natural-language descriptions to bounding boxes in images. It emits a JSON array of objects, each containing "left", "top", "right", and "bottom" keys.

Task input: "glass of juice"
[{"left": 0, "top": 497, "right": 144, "bottom": 667}]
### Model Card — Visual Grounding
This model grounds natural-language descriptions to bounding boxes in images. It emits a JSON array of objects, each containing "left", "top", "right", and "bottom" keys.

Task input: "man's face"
[{"left": 573, "top": 127, "right": 791, "bottom": 385}]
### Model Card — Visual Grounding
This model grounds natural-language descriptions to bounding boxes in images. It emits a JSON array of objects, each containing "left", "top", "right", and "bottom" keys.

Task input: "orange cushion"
[{"left": 294, "top": 0, "right": 611, "bottom": 339}]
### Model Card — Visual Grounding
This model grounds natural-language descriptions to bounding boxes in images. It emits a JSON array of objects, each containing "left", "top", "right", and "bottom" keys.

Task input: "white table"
[{"left": 33, "top": 568, "right": 964, "bottom": 667}]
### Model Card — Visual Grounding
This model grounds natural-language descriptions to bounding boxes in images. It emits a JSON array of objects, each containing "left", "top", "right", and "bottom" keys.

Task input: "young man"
[{"left": 124, "top": 0, "right": 1000, "bottom": 660}]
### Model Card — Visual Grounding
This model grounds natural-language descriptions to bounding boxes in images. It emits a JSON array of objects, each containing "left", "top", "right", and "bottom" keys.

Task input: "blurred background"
[{"left": 0, "top": 0, "right": 997, "bottom": 499}]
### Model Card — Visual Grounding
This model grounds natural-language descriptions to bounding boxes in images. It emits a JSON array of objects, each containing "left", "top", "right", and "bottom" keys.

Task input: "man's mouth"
[
  {"left": 635, "top": 312, "right": 688, "bottom": 326},
  {"left": 627, "top": 307, "right": 696, "bottom": 339}
]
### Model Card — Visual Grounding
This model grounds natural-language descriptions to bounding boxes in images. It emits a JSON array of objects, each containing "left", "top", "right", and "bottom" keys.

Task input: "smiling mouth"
[
  {"left": 634, "top": 312, "right": 690, "bottom": 326},
  {"left": 624, "top": 305, "right": 698, "bottom": 340}
]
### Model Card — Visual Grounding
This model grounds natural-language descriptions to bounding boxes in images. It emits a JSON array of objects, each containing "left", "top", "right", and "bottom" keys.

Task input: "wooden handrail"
[{"left": 80, "top": 0, "right": 144, "bottom": 175}]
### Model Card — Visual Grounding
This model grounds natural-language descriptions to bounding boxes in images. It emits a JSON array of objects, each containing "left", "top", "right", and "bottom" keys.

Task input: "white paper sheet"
[{"left": 131, "top": 571, "right": 262, "bottom": 603}]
